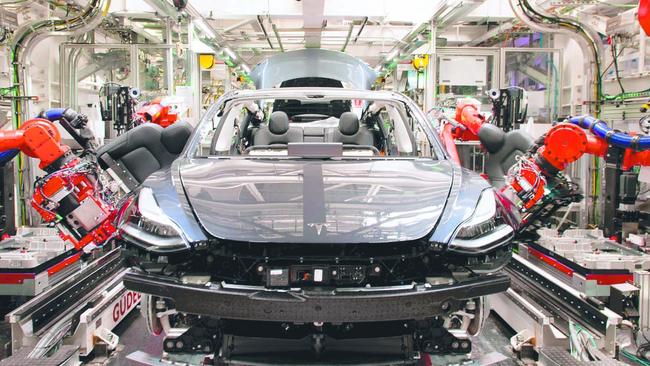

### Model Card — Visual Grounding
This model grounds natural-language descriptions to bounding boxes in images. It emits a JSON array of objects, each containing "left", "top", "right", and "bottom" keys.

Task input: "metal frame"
[
  {"left": 498, "top": 47, "right": 563, "bottom": 120},
  {"left": 59, "top": 42, "right": 194, "bottom": 111}
]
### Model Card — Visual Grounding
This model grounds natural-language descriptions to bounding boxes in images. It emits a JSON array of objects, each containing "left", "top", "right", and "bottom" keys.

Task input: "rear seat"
[
  {"left": 325, "top": 112, "right": 374, "bottom": 146},
  {"left": 253, "top": 111, "right": 303, "bottom": 145}
]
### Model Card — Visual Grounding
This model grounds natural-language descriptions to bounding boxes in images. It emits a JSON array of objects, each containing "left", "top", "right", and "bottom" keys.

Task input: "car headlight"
[
  {"left": 448, "top": 189, "right": 514, "bottom": 254},
  {"left": 136, "top": 187, "right": 182, "bottom": 237},
  {"left": 120, "top": 187, "right": 188, "bottom": 253}
]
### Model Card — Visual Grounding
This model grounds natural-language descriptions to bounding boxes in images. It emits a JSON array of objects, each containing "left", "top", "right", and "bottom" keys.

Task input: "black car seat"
[
  {"left": 478, "top": 124, "right": 535, "bottom": 188},
  {"left": 253, "top": 111, "right": 303, "bottom": 145},
  {"left": 326, "top": 112, "right": 374, "bottom": 146},
  {"left": 96, "top": 121, "right": 193, "bottom": 189}
]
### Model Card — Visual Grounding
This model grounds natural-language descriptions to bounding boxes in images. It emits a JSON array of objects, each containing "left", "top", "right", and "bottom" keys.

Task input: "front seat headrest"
[
  {"left": 269, "top": 111, "right": 289, "bottom": 135},
  {"left": 477, "top": 124, "right": 506, "bottom": 154},
  {"left": 339, "top": 112, "right": 359, "bottom": 136},
  {"left": 161, "top": 120, "right": 193, "bottom": 154}
]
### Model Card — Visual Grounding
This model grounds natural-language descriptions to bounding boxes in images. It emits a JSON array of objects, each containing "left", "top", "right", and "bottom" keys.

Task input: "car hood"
[{"left": 179, "top": 158, "right": 454, "bottom": 243}]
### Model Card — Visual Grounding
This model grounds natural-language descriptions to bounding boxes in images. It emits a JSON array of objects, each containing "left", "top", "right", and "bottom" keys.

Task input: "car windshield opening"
[{"left": 194, "top": 96, "right": 437, "bottom": 159}]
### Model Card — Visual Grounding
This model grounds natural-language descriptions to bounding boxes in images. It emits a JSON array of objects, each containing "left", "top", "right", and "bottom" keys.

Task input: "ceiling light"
[
  {"left": 223, "top": 47, "right": 237, "bottom": 60},
  {"left": 438, "top": 6, "right": 455, "bottom": 20},
  {"left": 194, "top": 19, "right": 216, "bottom": 39},
  {"left": 439, "top": 0, "right": 462, "bottom": 21}
]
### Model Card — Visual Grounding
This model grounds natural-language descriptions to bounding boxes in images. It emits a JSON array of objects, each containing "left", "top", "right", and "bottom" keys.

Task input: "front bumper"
[{"left": 123, "top": 270, "right": 510, "bottom": 323}]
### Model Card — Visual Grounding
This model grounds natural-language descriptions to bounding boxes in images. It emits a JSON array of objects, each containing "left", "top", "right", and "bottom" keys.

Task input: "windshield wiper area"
[{"left": 287, "top": 142, "right": 343, "bottom": 159}]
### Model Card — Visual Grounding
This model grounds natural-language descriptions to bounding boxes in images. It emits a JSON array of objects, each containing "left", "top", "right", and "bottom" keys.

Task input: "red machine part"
[
  {"left": 505, "top": 159, "right": 545, "bottom": 210},
  {"left": 454, "top": 102, "right": 484, "bottom": 139},
  {"left": 640, "top": 0, "right": 650, "bottom": 36},
  {"left": 0, "top": 118, "right": 70, "bottom": 170},
  {"left": 438, "top": 102, "right": 484, "bottom": 158},
  {"left": 2, "top": 118, "right": 118, "bottom": 251},
  {"left": 440, "top": 123, "right": 461, "bottom": 164},
  {"left": 539, "top": 122, "right": 650, "bottom": 172},
  {"left": 31, "top": 169, "right": 117, "bottom": 250},
  {"left": 136, "top": 98, "right": 179, "bottom": 128}
]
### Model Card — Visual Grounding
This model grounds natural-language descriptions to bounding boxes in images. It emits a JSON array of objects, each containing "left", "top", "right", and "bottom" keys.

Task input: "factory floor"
[
  {"left": 1, "top": 301, "right": 516, "bottom": 365},
  {"left": 104, "top": 311, "right": 517, "bottom": 366}
]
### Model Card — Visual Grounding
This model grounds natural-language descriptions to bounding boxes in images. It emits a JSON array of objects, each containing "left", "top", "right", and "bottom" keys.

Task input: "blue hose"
[
  {"left": 41, "top": 108, "right": 67, "bottom": 121},
  {"left": 0, "top": 149, "right": 19, "bottom": 166},
  {"left": 568, "top": 115, "right": 650, "bottom": 151}
]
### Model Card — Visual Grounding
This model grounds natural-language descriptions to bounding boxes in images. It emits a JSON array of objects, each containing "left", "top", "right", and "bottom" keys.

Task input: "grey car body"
[
  {"left": 120, "top": 88, "right": 514, "bottom": 358},
  {"left": 140, "top": 88, "right": 499, "bottom": 247}
]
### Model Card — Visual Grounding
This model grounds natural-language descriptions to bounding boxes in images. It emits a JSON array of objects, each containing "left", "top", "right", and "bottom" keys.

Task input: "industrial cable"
[
  {"left": 621, "top": 349, "right": 650, "bottom": 366},
  {"left": 611, "top": 38, "right": 625, "bottom": 94},
  {"left": 600, "top": 44, "right": 626, "bottom": 79},
  {"left": 517, "top": 0, "right": 603, "bottom": 116}
]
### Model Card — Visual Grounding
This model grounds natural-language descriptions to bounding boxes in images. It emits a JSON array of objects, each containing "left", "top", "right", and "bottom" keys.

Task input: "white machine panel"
[{"left": 439, "top": 56, "right": 487, "bottom": 86}]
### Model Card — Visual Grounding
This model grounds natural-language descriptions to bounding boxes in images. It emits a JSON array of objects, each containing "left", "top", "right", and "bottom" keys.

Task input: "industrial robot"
[
  {"left": 441, "top": 99, "right": 650, "bottom": 238},
  {"left": 0, "top": 109, "right": 125, "bottom": 251}
]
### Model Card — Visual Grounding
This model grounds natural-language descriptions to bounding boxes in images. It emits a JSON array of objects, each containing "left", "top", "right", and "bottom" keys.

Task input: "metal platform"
[
  {"left": 491, "top": 254, "right": 622, "bottom": 355},
  {"left": 0, "top": 228, "right": 80, "bottom": 297},
  {"left": 1, "top": 247, "right": 140, "bottom": 365}
]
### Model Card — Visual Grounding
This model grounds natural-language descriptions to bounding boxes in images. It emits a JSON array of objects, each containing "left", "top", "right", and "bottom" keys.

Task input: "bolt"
[{"left": 441, "top": 301, "right": 450, "bottom": 310}]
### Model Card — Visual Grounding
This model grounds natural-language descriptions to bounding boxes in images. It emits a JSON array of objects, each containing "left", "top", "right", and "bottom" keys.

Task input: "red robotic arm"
[
  {"left": 442, "top": 101, "right": 650, "bottom": 212},
  {"left": 0, "top": 116, "right": 118, "bottom": 251},
  {"left": 640, "top": 0, "right": 650, "bottom": 36},
  {"left": 538, "top": 122, "right": 650, "bottom": 172},
  {"left": 0, "top": 118, "right": 71, "bottom": 170},
  {"left": 135, "top": 97, "right": 182, "bottom": 128}
]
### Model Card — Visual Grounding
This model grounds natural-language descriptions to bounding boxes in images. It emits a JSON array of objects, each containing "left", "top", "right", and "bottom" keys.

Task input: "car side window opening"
[{"left": 196, "top": 97, "right": 438, "bottom": 159}]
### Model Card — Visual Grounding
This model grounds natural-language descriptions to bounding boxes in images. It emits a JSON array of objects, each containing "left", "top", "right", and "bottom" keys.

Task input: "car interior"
[{"left": 200, "top": 98, "right": 435, "bottom": 159}]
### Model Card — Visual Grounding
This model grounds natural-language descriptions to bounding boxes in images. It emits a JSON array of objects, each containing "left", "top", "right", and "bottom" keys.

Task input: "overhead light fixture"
[
  {"left": 439, "top": 0, "right": 462, "bottom": 21},
  {"left": 223, "top": 47, "right": 237, "bottom": 60},
  {"left": 386, "top": 48, "right": 399, "bottom": 61},
  {"left": 438, "top": 6, "right": 456, "bottom": 20},
  {"left": 194, "top": 19, "right": 216, "bottom": 39},
  {"left": 241, "top": 64, "right": 251, "bottom": 73}
]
